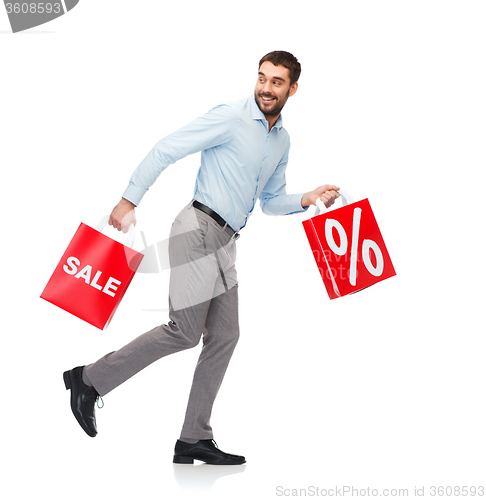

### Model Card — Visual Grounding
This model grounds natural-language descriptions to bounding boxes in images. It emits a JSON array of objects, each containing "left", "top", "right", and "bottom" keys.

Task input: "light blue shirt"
[{"left": 122, "top": 95, "right": 308, "bottom": 232}]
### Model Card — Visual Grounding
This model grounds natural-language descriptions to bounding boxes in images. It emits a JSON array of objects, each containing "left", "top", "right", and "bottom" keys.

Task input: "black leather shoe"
[
  {"left": 63, "top": 366, "right": 101, "bottom": 437},
  {"left": 173, "top": 439, "right": 246, "bottom": 465}
]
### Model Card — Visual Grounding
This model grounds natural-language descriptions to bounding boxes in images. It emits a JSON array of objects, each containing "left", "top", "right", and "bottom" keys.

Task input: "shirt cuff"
[
  {"left": 287, "top": 192, "right": 310, "bottom": 214},
  {"left": 121, "top": 182, "right": 147, "bottom": 207}
]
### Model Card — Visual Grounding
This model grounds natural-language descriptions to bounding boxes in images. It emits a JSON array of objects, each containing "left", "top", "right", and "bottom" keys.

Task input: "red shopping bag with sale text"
[
  {"left": 41, "top": 217, "right": 144, "bottom": 329},
  {"left": 302, "top": 191, "right": 396, "bottom": 299}
]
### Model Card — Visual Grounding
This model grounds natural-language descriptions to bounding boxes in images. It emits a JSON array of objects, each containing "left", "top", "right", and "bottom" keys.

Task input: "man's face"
[{"left": 254, "top": 61, "right": 298, "bottom": 117}]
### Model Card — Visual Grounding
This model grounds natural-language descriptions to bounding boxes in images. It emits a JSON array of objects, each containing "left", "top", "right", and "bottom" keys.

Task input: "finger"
[
  {"left": 324, "top": 190, "right": 339, "bottom": 199},
  {"left": 322, "top": 193, "right": 339, "bottom": 206},
  {"left": 121, "top": 221, "right": 133, "bottom": 233},
  {"left": 321, "top": 184, "right": 339, "bottom": 192}
]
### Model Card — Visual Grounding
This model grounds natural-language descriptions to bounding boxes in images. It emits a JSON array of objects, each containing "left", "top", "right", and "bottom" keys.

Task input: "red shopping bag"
[
  {"left": 302, "top": 191, "right": 396, "bottom": 299},
  {"left": 40, "top": 217, "right": 144, "bottom": 329}
]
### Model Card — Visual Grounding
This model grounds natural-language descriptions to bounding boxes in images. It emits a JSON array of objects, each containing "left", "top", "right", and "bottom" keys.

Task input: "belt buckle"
[{"left": 231, "top": 232, "right": 240, "bottom": 241}]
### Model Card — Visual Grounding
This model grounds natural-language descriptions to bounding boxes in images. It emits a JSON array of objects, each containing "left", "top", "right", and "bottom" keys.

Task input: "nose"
[{"left": 262, "top": 80, "right": 272, "bottom": 94}]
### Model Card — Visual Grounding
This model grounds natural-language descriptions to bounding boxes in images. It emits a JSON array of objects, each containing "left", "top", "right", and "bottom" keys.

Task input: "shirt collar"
[{"left": 250, "top": 95, "right": 284, "bottom": 130}]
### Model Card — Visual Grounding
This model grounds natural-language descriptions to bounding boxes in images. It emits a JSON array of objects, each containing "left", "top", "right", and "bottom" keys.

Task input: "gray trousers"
[{"left": 84, "top": 202, "right": 239, "bottom": 441}]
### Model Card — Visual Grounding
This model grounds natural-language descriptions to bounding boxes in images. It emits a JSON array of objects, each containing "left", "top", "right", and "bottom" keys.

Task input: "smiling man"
[
  {"left": 255, "top": 58, "right": 298, "bottom": 128},
  {"left": 63, "top": 51, "right": 339, "bottom": 465}
]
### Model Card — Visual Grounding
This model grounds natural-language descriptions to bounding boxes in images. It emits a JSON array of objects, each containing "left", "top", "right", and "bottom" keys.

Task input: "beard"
[{"left": 254, "top": 89, "right": 290, "bottom": 117}]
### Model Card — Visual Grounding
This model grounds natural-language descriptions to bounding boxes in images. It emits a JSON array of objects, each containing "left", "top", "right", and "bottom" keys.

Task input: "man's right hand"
[{"left": 109, "top": 198, "right": 137, "bottom": 233}]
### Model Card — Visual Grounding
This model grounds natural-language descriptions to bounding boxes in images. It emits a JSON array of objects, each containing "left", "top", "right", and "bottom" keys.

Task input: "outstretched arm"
[{"left": 109, "top": 103, "right": 241, "bottom": 232}]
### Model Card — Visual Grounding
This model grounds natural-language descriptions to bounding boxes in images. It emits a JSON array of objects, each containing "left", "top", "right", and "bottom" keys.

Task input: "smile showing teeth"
[{"left": 262, "top": 96, "right": 275, "bottom": 102}]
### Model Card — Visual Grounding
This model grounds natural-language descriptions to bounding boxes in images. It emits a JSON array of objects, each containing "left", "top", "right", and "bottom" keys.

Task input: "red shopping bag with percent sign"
[
  {"left": 302, "top": 191, "right": 396, "bottom": 299},
  {"left": 40, "top": 216, "right": 144, "bottom": 329}
]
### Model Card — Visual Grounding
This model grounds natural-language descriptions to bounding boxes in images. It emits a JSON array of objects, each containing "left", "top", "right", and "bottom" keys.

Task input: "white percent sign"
[{"left": 325, "top": 207, "right": 384, "bottom": 286}]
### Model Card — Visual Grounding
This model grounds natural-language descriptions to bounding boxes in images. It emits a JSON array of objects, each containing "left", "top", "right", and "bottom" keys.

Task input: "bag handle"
[
  {"left": 314, "top": 189, "right": 355, "bottom": 216},
  {"left": 95, "top": 216, "right": 136, "bottom": 248}
]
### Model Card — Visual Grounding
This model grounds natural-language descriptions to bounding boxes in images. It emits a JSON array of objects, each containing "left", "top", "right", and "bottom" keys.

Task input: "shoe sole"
[
  {"left": 173, "top": 455, "right": 195, "bottom": 464},
  {"left": 173, "top": 455, "right": 245, "bottom": 465}
]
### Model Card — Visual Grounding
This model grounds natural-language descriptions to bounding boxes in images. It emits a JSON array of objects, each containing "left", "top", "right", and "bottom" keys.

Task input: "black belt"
[{"left": 193, "top": 200, "right": 240, "bottom": 240}]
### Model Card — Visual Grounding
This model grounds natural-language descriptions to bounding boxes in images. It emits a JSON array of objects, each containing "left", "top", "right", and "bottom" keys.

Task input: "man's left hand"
[{"left": 301, "top": 184, "right": 340, "bottom": 208}]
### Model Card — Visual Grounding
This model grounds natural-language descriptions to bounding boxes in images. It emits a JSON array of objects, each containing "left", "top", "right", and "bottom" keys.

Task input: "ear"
[{"left": 289, "top": 81, "right": 298, "bottom": 97}]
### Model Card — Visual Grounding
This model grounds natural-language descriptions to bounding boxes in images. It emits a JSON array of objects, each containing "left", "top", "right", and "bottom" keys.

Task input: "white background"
[{"left": 1, "top": 1, "right": 485, "bottom": 498}]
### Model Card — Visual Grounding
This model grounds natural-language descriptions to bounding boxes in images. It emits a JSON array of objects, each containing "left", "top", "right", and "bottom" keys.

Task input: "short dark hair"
[{"left": 258, "top": 51, "right": 301, "bottom": 85}]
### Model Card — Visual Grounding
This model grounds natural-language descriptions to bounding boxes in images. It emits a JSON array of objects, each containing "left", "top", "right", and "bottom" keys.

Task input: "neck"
[{"left": 265, "top": 114, "right": 279, "bottom": 131}]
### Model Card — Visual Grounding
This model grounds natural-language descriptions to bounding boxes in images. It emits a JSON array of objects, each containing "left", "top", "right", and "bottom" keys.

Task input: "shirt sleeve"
[
  {"left": 122, "top": 104, "right": 240, "bottom": 206},
  {"left": 259, "top": 147, "right": 309, "bottom": 216}
]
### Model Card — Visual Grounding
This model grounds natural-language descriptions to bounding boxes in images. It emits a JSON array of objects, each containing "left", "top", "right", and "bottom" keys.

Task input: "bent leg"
[{"left": 84, "top": 297, "right": 213, "bottom": 396}]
